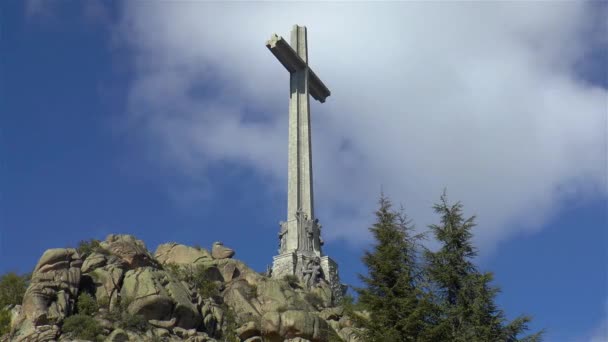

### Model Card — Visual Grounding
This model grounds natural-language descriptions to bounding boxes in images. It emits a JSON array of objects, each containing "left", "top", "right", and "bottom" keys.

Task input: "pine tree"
[
  {"left": 355, "top": 194, "right": 430, "bottom": 341},
  {"left": 425, "top": 191, "right": 543, "bottom": 342}
]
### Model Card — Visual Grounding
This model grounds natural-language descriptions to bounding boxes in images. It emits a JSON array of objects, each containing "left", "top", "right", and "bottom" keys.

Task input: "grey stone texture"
[
  {"left": 7, "top": 237, "right": 362, "bottom": 342},
  {"left": 211, "top": 241, "right": 235, "bottom": 260},
  {"left": 267, "top": 25, "right": 345, "bottom": 303},
  {"left": 267, "top": 25, "right": 324, "bottom": 256}
]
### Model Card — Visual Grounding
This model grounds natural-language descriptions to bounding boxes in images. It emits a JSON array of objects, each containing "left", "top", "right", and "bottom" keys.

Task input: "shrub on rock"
[
  {"left": 0, "top": 309, "right": 11, "bottom": 336},
  {"left": 77, "top": 292, "right": 98, "bottom": 316},
  {"left": 76, "top": 239, "right": 102, "bottom": 258},
  {"left": 61, "top": 314, "right": 103, "bottom": 340},
  {"left": 166, "top": 263, "right": 220, "bottom": 299},
  {"left": 304, "top": 292, "right": 325, "bottom": 310},
  {"left": 0, "top": 272, "right": 28, "bottom": 308},
  {"left": 105, "top": 296, "right": 149, "bottom": 332},
  {"left": 283, "top": 274, "right": 300, "bottom": 288}
]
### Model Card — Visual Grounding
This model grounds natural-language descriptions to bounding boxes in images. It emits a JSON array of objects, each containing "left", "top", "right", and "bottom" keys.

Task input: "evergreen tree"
[
  {"left": 0, "top": 272, "right": 28, "bottom": 308},
  {"left": 425, "top": 192, "right": 542, "bottom": 342},
  {"left": 355, "top": 194, "right": 429, "bottom": 341},
  {"left": 0, "top": 272, "right": 29, "bottom": 336}
]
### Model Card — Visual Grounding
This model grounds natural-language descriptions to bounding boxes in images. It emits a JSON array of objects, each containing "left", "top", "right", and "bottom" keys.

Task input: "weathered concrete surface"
[{"left": 267, "top": 26, "right": 344, "bottom": 304}]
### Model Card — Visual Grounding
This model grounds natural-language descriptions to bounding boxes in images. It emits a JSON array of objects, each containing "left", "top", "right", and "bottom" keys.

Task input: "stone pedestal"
[
  {"left": 272, "top": 251, "right": 345, "bottom": 303},
  {"left": 272, "top": 252, "right": 298, "bottom": 278},
  {"left": 319, "top": 256, "right": 347, "bottom": 303}
]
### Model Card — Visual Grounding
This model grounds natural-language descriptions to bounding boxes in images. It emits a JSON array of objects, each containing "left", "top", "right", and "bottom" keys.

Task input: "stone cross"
[
  {"left": 267, "top": 26, "right": 344, "bottom": 303},
  {"left": 266, "top": 25, "right": 330, "bottom": 257}
]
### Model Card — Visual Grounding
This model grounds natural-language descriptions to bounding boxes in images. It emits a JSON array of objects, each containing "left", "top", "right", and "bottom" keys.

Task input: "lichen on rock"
[{"left": 4, "top": 235, "right": 362, "bottom": 342}]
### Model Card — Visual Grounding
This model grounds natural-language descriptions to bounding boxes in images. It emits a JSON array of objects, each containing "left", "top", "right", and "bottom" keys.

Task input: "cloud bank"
[{"left": 117, "top": 2, "right": 607, "bottom": 253}]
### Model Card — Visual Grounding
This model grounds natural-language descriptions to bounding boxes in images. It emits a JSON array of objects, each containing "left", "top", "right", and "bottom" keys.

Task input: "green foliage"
[
  {"left": 97, "top": 296, "right": 110, "bottom": 310},
  {"left": 191, "top": 265, "right": 219, "bottom": 299},
  {"left": 0, "top": 272, "right": 29, "bottom": 308},
  {"left": 424, "top": 191, "right": 543, "bottom": 342},
  {"left": 336, "top": 293, "right": 368, "bottom": 340},
  {"left": 118, "top": 311, "right": 148, "bottom": 332},
  {"left": 338, "top": 294, "right": 367, "bottom": 314},
  {"left": 283, "top": 274, "right": 300, "bottom": 288},
  {"left": 165, "top": 263, "right": 219, "bottom": 299},
  {"left": 77, "top": 292, "right": 98, "bottom": 316},
  {"left": 0, "top": 273, "right": 28, "bottom": 335},
  {"left": 62, "top": 314, "right": 103, "bottom": 340},
  {"left": 164, "top": 263, "right": 181, "bottom": 278},
  {"left": 105, "top": 296, "right": 148, "bottom": 332},
  {"left": 502, "top": 315, "right": 544, "bottom": 342},
  {"left": 0, "top": 309, "right": 11, "bottom": 336},
  {"left": 244, "top": 284, "right": 258, "bottom": 300},
  {"left": 355, "top": 194, "right": 431, "bottom": 341},
  {"left": 304, "top": 292, "right": 324, "bottom": 309},
  {"left": 195, "top": 277, "right": 219, "bottom": 300},
  {"left": 324, "top": 325, "right": 346, "bottom": 342},
  {"left": 104, "top": 301, "right": 121, "bottom": 322},
  {"left": 76, "top": 239, "right": 102, "bottom": 257},
  {"left": 352, "top": 192, "right": 543, "bottom": 342},
  {"left": 220, "top": 305, "right": 239, "bottom": 342}
]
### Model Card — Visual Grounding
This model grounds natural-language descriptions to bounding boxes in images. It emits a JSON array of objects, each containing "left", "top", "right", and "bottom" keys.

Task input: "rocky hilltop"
[{"left": 4, "top": 234, "right": 361, "bottom": 342}]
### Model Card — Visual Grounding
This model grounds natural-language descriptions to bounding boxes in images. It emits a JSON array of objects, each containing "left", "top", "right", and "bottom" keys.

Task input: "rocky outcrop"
[
  {"left": 10, "top": 323, "right": 59, "bottom": 342},
  {"left": 100, "top": 234, "right": 157, "bottom": 268},
  {"left": 9, "top": 305, "right": 22, "bottom": 332},
  {"left": 82, "top": 252, "right": 125, "bottom": 311},
  {"left": 10, "top": 248, "right": 82, "bottom": 341},
  {"left": 155, "top": 243, "right": 213, "bottom": 265},
  {"left": 211, "top": 242, "right": 235, "bottom": 260},
  {"left": 236, "top": 321, "right": 260, "bottom": 340},
  {"left": 5, "top": 236, "right": 362, "bottom": 342},
  {"left": 106, "top": 328, "right": 129, "bottom": 341},
  {"left": 261, "top": 310, "right": 330, "bottom": 342},
  {"left": 120, "top": 267, "right": 201, "bottom": 329}
]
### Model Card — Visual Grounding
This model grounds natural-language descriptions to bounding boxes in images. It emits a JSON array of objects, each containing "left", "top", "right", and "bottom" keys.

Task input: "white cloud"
[{"left": 117, "top": 2, "right": 607, "bottom": 253}]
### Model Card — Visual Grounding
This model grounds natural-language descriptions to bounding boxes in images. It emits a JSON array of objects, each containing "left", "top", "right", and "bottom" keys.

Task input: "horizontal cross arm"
[
  {"left": 266, "top": 34, "right": 331, "bottom": 103},
  {"left": 308, "top": 68, "right": 330, "bottom": 103},
  {"left": 266, "top": 34, "right": 306, "bottom": 73}
]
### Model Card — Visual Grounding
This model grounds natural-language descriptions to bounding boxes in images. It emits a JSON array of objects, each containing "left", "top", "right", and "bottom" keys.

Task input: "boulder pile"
[{"left": 4, "top": 235, "right": 361, "bottom": 342}]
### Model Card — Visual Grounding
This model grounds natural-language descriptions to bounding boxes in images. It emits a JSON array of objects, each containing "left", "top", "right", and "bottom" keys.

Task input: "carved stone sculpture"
[{"left": 302, "top": 257, "right": 323, "bottom": 288}]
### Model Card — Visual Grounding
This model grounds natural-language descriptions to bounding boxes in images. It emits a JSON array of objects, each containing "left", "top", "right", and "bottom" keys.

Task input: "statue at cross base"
[{"left": 265, "top": 25, "right": 346, "bottom": 303}]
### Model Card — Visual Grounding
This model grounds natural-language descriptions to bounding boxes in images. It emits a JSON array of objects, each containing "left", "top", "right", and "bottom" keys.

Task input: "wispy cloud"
[
  {"left": 590, "top": 319, "right": 607, "bottom": 342},
  {"left": 116, "top": 2, "right": 607, "bottom": 253},
  {"left": 24, "top": 0, "right": 53, "bottom": 19},
  {"left": 588, "top": 299, "right": 608, "bottom": 342},
  {"left": 25, "top": 0, "right": 111, "bottom": 26}
]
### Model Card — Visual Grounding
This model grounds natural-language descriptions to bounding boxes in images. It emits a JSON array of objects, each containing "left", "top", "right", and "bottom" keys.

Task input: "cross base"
[{"left": 272, "top": 251, "right": 346, "bottom": 304}]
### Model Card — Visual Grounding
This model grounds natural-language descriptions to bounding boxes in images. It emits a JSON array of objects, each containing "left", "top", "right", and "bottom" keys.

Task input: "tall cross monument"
[{"left": 266, "top": 25, "right": 344, "bottom": 302}]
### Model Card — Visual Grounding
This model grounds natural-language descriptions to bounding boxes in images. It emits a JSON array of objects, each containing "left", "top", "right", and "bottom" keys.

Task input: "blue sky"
[{"left": 1, "top": 2, "right": 606, "bottom": 341}]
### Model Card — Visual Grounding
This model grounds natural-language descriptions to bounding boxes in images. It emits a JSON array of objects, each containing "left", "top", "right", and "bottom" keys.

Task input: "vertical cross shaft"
[{"left": 286, "top": 25, "right": 315, "bottom": 253}]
